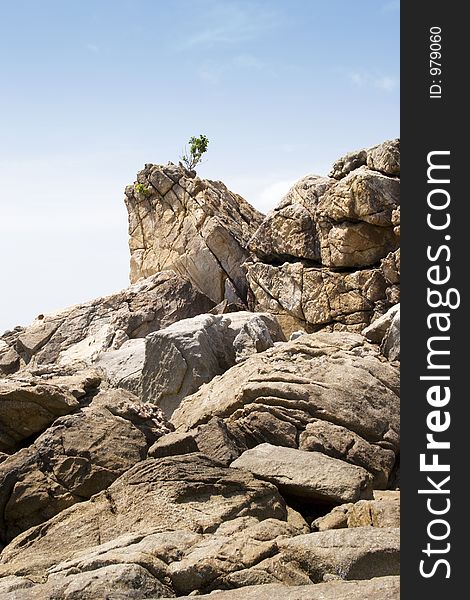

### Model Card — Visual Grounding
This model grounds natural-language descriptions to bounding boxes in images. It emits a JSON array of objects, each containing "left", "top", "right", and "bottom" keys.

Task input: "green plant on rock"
[
  {"left": 135, "top": 182, "right": 151, "bottom": 196},
  {"left": 180, "top": 134, "right": 209, "bottom": 171}
]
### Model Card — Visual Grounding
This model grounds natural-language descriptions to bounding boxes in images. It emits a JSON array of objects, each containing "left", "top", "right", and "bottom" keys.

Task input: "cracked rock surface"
[{"left": 125, "top": 163, "right": 263, "bottom": 304}]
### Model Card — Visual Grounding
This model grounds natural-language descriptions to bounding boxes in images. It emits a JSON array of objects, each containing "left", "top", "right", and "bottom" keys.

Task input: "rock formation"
[
  {"left": 246, "top": 139, "right": 400, "bottom": 335},
  {"left": 0, "top": 140, "right": 400, "bottom": 599},
  {"left": 125, "top": 163, "right": 263, "bottom": 304}
]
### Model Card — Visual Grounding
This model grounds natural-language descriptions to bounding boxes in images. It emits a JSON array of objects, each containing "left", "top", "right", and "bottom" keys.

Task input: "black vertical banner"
[{"left": 401, "top": 3, "right": 466, "bottom": 597}]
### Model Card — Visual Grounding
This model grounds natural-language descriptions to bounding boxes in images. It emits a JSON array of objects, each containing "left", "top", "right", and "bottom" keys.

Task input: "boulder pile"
[{"left": 0, "top": 140, "right": 400, "bottom": 599}]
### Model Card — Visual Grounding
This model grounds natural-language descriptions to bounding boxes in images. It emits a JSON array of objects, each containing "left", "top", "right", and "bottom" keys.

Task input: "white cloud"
[
  {"left": 196, "top": 53, "right": 266, "bottom": 83},
  {"left": 178, "top": 2, "right": 282, "bottom": 49},
  {"left": 348, "top": 70, "right": 398, "bottom": 92}
]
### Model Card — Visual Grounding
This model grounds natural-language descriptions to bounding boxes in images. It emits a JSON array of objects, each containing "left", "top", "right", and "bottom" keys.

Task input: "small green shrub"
[
  {"left": 180, "top": 134, "right": 209, "bottom": 171},
  {"left": 135, "top": 182, "right": 151, "bottom": 196}
]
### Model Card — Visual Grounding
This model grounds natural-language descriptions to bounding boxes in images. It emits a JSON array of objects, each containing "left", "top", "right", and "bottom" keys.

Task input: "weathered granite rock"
[
  {"left": 167, "top": 518, "right": 299, "bottom": 595},
  {"left": 95, "top": 312, "right": 284, "bottom": 415},
  {"left": 125, "top": 163, "right": 263, "bottom": 303},
  {"left": 0, "top": 371, "right": 101, "bottom": 453},
  {"left": 276, "top": 527, "right": 400, "bottom": 582},
  {"left": 231, "top": 444, "right": 373, "bottom": 504},
  {"left": 160, "top": 577, "right": 400, "bottom": 600},
  {"left": 0, "top": 454, "right": 286, "bottom": 581},
  {"left": 366, "top": 139, "right": 400, "bottom": 176},
  {"left": 315, "top": 167, "right": 400, "bottom": 268},
  {"left": 0, "top": 271, "right": 214, "bottom": 374},
  {"left": 172, "top": 332, "right": 399, "bottom": 487},
  {"left": 381, "top": 306, "right": 400, "bottom": 361},
  {"left": 313, "top": 491, "right": 400, "bottom": 531},
  {"left": 330, "top": 139, "right": 400, "bottom": 179},
  {"left": 362, "top": 304, "right": 400, "bottom": 344},
  {"left": 250, "top": 148, "right": 399, "bottom": 269},
  {"left": 140, "top": 312, "right": 283, "bottom": 416},
  {"left": 299, "top": 419, "right": 396, "bottom": 488},
  {"left": 0, "top": 389, "right": 170, "bottom": 544},
  {"left": 248, "top": 175, "right": 333, "bottom": 263},
  {"left": 246, "top": 261, "right": 394, "bottom": 336},
  {"left": 0, "top": 342, "right": 20, "bottom": 376}
]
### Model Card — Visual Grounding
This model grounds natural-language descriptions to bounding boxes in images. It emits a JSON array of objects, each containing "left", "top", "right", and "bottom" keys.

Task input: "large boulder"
[
  {"left": 0, "top": 388, "right": 170, "bottom": 544},
  {"left": 0, "top": 454, "right": 287, "bottom": 587},
  {"left": 250, "top": 165, "right": 399, "bottom": 268},
  {"left": 162, "top": 577, "right": 401, "bottom": 600},
  {"left": 246, "top": 261, "right": 394, "bottom": 336},
  {"left": 231, "top": 444, "right": 373, "bottom": 504},
  {"left": 0, "top": 271, "right": 214, "bottom": 374},
  {"left": 125, "top": 163, "right": 263, "bottom": 304},
  {"left": 0, "top": 370, "right": 101, "bottom": 453},
  {"left": 95, "top": 311, "right": 284, "bottom": 417},
  {"left": 172, "top": 332, "right": 399, "bottom": 489},
  {"left": 274, "top": 527, "right": 400, "bottom": 582},
  {"left": 313, "top": 491, "right": 400, "bottom": 531},
  {"left": 329, "top": 139, "right": 400, "bottom": 179}
]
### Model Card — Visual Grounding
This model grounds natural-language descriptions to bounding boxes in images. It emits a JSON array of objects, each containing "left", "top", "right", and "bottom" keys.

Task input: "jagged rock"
[
  {"left": 0, "top": 371, "right": 100, "bottom": 453},
  {"left": 194, "top": 417, "right": 245, "bottom": 465},
  {"left": 275, "top": 527, "right": 399, "bottom": 582},
  {"left": 96, "top": 312, "right": 283, "bottom": 415},
  {"left": 125, "top": 163, "right": 263, "bottom": 304},
  {"left": 330, "top": 139, "right": 400, "bottom": 179},
  {"left": 250, "top": 153, "right": 399, "bottom": 269},
  {"left": 0, "top": 271, "right": 214, "bottom": 374},
  {"left": 299, "top": 419, "right": 396, "bottom": 488},
  {"left": 160, "top": 577, "right": 400, "bottom": 600},
  {"left": 248, "top": 175, "right": 333, "bottom": 263},
  {"left": 366, "top": 139, "right": 400, "bottom": 176},
  {"left": 313, "top": 491, "right": 400, "bottom": 531},
  {"left": 381, "top": 306, "right": 400, "bottom": 361},
  {"left": 148, "top": 431, "right": 198, "bottom": 459},
  {"left": 0, "top": 454, "right": 286, "bottom": 582},
  {"left": 0, "top": 342, "right": 20, "bottom": 376},
  {"left": 315, "top": 167, "right": 399, "bottom": 267},
  {"left": 0, "top": 389, "right": 170, "bottom": 544},
  {"left": 247, "top": 260, "right": 393, "bottom": 336},
  {"left": 231, "top": 443, "right": 373, "bottom": 504},
  {"left": 362, "top": 304, "right": 400, "bottom": 344},
  {"left": 172, "top": 332, "right": 399, "bottom": 488},
  {"left": 139, "top": 312, "right": 284, "bottom": 417},
  {"left": 167, "top": 518, "right": 299, "bottom": 595}
]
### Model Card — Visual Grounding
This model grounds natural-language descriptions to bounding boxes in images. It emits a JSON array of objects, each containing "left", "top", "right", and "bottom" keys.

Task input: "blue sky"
[{"left": 0, "top": 0, "right": 399, "bottom": 332}]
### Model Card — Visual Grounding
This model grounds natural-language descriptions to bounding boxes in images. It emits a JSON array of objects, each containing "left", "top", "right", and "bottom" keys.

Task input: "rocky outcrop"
[
  {"left": 0, "top": 140, "right": 400, "bottom": 599},
  {"left": 246, "top": 140, "right": 400, "bottom": 335},
  {"left": 0, "top": 271, "right": 214, "bottom": 375},
  {"left": 313, "top": 491, "right": 400, "bottom": 531},
  {"left": 246, "top": 260, "right": 393, "bottom": 336},
  {"left": 172, "top": 332, "right": 399, "bottom": 489},
  {"left": 163, "top": 577, "right": 401, "bottom": 600},
  {"left": 125, "top": 163, "right": 263, "bottom": 304},
  {"left": 329, "top": 139, "right": 400, "bottom": 179},
  {"left": 0, "top": 454, "right": 287, "bottom": 587},
  {"left": 249, "top": 166, "right": 399, "bottom": 268},
  {"left": 97, "top": 311, "right": 284, "bottom": 417},
  {"left": 0, "top": 370, "right": 101, "bottom": 453},
  {"left": 0, "top": 389, "right": 170, "bottom": 544},
  {"left": 231, "top": 443, "right": 373, "bottom": 504}
]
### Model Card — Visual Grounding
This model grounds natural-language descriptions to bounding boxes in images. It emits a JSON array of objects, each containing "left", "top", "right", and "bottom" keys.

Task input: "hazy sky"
[{"left": 0, "top": 0, "right": 399, "bottom": 333}]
